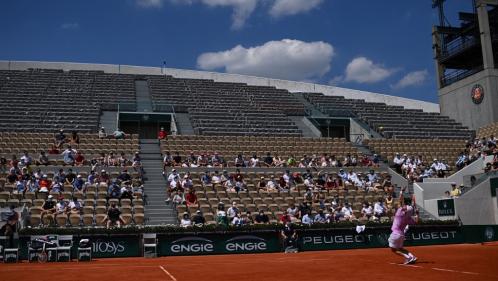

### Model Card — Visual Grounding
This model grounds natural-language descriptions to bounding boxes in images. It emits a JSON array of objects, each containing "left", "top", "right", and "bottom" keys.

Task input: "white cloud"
[
  {"left": 197, "top": 39, "right": 334, "bottom": 81},
  {"left": 391, "top": 70, "right": 429, "bottom": 89},
  {"left": 344, "top": 57, "right": 395, "bottom": 83},
  {"left": 270, "top": 0, "right": 323, "bottom": 17},
  {"left": 136, "top": 0, "right": 164, "bottom": 7},
  {"left": 60, "top": 23, "right": 79, "bottom": 30},
  {"left": 201, "top": 0, "right": 258, "bottom": 29}
]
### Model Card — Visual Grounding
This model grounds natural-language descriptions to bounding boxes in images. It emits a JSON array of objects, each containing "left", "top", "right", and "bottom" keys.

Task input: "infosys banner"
[
  {"left": 158, "top": 232, "right": 280, "bottom": 256},
  {"left": 82, "top": 235, "right": 140, "bottom": 258},
  {"left": 300, "top": 225, "right": 463, "bottom": 251}
]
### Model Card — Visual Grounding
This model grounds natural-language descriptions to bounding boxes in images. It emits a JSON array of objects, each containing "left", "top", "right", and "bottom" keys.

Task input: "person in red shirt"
[
  {"left": 280, "top": 211, "right": 292, "bottom": 224},
  {"left": 185, "top": 189, "right": 198, "bottom": 207},
  {"left": 75, "top": 151, "right": 85, "bottom": 166},
  {"left": 158, "top": 127, "right": 167, "bottom": 140}
]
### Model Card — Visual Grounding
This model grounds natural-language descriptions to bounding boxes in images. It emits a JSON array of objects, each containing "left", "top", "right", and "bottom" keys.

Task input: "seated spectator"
[
  {"left": 234, "top": 154, "right": 246, "bottom": 167},
  {"left": 98, "top": 170, "right": 110, "bottom": 187},
  {"left": 104, "top": 202, "right": 124, "bottom": 228},
  {"left": 242, "top": 211, "right": 254, "bottom": 225},
  {"left": 73, "top": 174, "right": 86, "bottom": 193},
  {"left": 201, "top": 171, "right": 212, "bottom": 186},
  {"left": 263, "top": 152, "right": 274, "bottom": 167},
  {"left": 232, "top": 213, "right": 243, "bottom": 226},
  {"left": 120, "top": 184, "right": 134, "bottom": 200},
  {"left": 301, "top": 211, "right": 313, "bottom": 225},
  {"left": 443, "top": 190, "right": 451, "bottom": 198},
  {"left": 55, "top": 197, "right": 69, "bottom": 219},
  {"left": 273, "top": 154, "right": 285, "bottom": 167},
  {"left": 113, "top": 128, "right": 125, "bottom": 139},
  {"left": 108, "top": 180, "right": 122, "bottom": 199},
  {"left": 249, "top": 154, "right": 260, "bottom": 167},
  {"left": 266, "top": 176, "right": 277, "bottom": 191},
  {"left": 54, "top": 129, "right": 67, "bottom": 148},
  {"left": 118, "top": 153, "right": 129, "bottom": 167},
  {"left": 211, "top": 152, "right": 223, "bottom": 167},
  {"left": 106, "top": 152, "right": 118, "bottom": 166},
  {"left": 98, "top": 127, "right": 107, "bottom": 139},
  {"left": 158, "top": 127, "right": 167, "bottom": 139},
  {"left": 185, "top": 189, "right": 198, "bottom": 207},
  {"left": 117, "top": 170, "right": 132, "bottom": 184},
  {"left": 255, "top": 210, "right": 269, "bottom": 224},
  {"left": 38, "top": 174, "right": 51, "bottom": 192},
  {"left": 172, "top": 152, "right": 182, "bottom": 166},
  {"left": 392, "top": 153, "right": 403, "bottom": 174},
  {"left": 227, "top": 202, "right": 239, "bottom": 222},
  {"left": 68, "top": 197, "right": 82, "bottom": 215},
  {"left": 163, "top": 151, "right": 173, "bottom": 168},
  {"left": 65, "top": 168, "right": 77, "bottom": 186},
  {"left": 361, "top": 202, "right": 373, "bottom": 220},
  {"left": 61, "top": 145, "right": 77, "bottom": 165},
  {"left": 216, "top": 203, "right": 228, "bottom": 226},
  {"left": 180, "top": 213, "right": 192, "bottom": 227},
  {"left": 286, "top": 203, "right": 299, "bottom": 221},
  {"left": 172, "top": 190, "right": 185, "bottom": 205},
  {"left": 314, "top": 209, "right": 327, "bottom": 223},
  {"left": 0, "top": 156, "right": 7, "bottom": 173},
  {"left": 20, "top": 151, "right": 33, "bottom": 166},
  {"left": 41, "top": 195, "right": 57, "bottom": 225},
  {"left": 192, "top": 210, "right": 206, "bottom": 226},
  {"left": 373, "top": 199, "right": 385, "bottom": 218},
  {"left": 70, "top": 131, "right": 80, "bottom": 146},
  {"left": 385, "top": 194, "right": 394, "bottom": 213}
]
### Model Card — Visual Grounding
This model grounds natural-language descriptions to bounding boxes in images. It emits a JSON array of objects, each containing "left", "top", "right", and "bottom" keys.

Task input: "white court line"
[
  {"left": 388, "top": 262, "right": 422, "bottom": 268},
  {"left": 159, "top": 265, "right": 178, "bottom": 281},
  {"left": 461, "top": 271, "right": 480, "bottom": 275},
  {"left": 0, "top": 265, "right": 159, "bottom": 272},
  {"left": 432, "top": 267, "right": 458, "bottom": 273}
]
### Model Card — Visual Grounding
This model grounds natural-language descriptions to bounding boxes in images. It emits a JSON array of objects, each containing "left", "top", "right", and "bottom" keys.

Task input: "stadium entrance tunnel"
[
  {"left": 119, "top": 112, "right": 173, "bottom": 139},
  {"left": 310, "top": 117, "right": 351, "bottom": 140}
]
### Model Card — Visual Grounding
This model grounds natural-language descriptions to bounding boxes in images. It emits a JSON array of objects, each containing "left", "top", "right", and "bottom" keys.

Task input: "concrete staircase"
[
  {"left": 135, "top": 80, "right": 153, "bottom": 112},
  {"left": 174, "top": 113, "right": 195, "bottom": 135},
  {"left": 140, "top": 139, "right": 177, "bottom": 225},
  {"left": 292, "top": 92, "right": 327, "bottom": 118}
]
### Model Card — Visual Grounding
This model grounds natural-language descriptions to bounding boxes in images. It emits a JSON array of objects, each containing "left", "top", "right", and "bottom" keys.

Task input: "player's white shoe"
[{"left": 404, "top": 256, "right": 418, "bottom": 265}]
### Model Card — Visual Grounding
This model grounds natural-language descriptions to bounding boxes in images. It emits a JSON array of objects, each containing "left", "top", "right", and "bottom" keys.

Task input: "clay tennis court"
[{"left": 1, "top": 244, "right": 497, "bottom": 281}]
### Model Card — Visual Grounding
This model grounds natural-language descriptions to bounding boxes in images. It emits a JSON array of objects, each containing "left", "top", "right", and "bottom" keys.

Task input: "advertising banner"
[
  {"left": 437, "top": 199, "right": 456, "bottom": 216},
  {"left": 158, "top": 232, "right": 281, "bottom": 256}
]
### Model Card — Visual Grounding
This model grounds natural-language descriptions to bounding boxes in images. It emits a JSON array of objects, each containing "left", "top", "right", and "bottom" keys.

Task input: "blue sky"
[{"left": 0, "top": 0, "right": 473, "bottom": 103}]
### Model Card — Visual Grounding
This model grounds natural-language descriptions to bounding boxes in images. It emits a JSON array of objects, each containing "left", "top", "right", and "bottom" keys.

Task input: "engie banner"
[{"left": 158, "top": 232, "right": 281, "bottom": 256}]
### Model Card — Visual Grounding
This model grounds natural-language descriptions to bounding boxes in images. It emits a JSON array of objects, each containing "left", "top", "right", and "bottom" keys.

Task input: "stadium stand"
[
  {"left": 0, "top": 69, "right": 136, "bottom": 132},
  {"left": 477, "top": 121, "right": 498, "bottom": 139},
  {"left": 303, "top": 92, "right": 474, "bottom": 139}
]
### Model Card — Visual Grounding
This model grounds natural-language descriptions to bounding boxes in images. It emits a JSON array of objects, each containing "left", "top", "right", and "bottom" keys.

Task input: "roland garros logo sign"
[{"left": 471, "top": 84, "right": 484, "bottom": 104}]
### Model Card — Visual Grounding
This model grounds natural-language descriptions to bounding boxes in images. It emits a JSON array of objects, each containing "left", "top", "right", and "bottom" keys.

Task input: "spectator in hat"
[
  {"left": 54, "top": 129, "right": 67, "bottom": 148},
  {"left": 158, "top": 127, "right": 167, "bottom": 140},
  {"left": 192, "top": 210, "right": 206, "bottom": 226},
  {"left": 98, "top": 127, "right": 107, "bottom": 139},
  {"left": 180, "top": 213, "right": 192, "bottom": 227},
  {"left": 73, "top": 174, "right": 86, "bottom": 193},
  {"left": 41, "top": 195, "right": 57, "bottom": 225}
]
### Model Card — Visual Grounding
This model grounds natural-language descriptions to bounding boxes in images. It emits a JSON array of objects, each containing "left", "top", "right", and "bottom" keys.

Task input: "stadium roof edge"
[{"left": 0, "top": 60, "right": 439, "bottom": 113}]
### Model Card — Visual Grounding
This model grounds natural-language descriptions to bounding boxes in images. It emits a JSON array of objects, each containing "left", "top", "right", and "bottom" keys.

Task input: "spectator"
[
  {"left": 201, "top": 171, "right": 212, "bottom": 186},
  {"left": 118, "top": 153, "right": 129, "bottom": 167},
  {"left": 68, "top": 197, "right": 82, "bottom": 215},
  {"left": 74, "top": 151, "right": 85, "bottom": 166},
  {"left": 158, "top": 127, "right": 167, "bottom": 139},
  {"left": 242, "top": 211, "right": 254, "bottom": 225},
  {"left": 374, "top": 199, "right": 386, "bottom": 218},
  {"left": 61, "top": 145, "right": 77, "bottom": 165},
  {"left": 104, "top": 202, "right": 124, "bottom": 228},
  {"left": 232, "top": 213, "right": 243, "bottom": 226},
  {"left": 172, "top": 190, "right": 185, "bottom": 205},
  {"left": 54, "top": 129, "right": 67, "bottom": 148},
  {"left": 163, "top": 151, "right": 173, "bottom": 168},
  {"left": 361, "top": 202, "right": 373, "bottom": 220},
  {"left": 280, "top": 211, "right": 292, "bottom": 224},
  {"left": 192, "top": 210, "right": 206, "bottom": 226},
  {"left": 443, "top": 190, "right": 451, "bottom": 198},
  {"left": 249, "top": 154, "right": 260, "bottom": 167},
  {"left": 1, "top": 205, "right": 19, "bottom": 247},
  {"left": 341, "top": 203, "right": 354, "bottom": 221},
  {"left": 73, "top": 174, "right": 86, "bottom": 193},
  {"left": 263, "top": 152, "right": 274, "bottom": 167},
  {"left": 227, "top": 202, "right": 239, "bottom": 222},
  {"left": 212, "top": 171, "right": 221, "bottom": 184},
  {"left": 393, "top": 153, "right": 404, "bottom": 174},
  {"left": 301, "top": 211, "right": 313, "bottom": 225},
  {"left": 41, "top": 195, "right": 57, "bottom": 226},
  {"left": 314, "top": 209, "right": 327, "bottom": 223},
  {"left": 113, "top": 128, "right": 126, "bottom": 139},
  {"left": 450, "top": 183, "right": 461, "bottom": 198},
  {"left": 172, "top": 152, "right": 182, "bottom": 166},
  {"left": 65, "top": 168, "right": 76, "bottom": 186},
  {"left": 281, "top": 221, "right": 298, "bottom": 252},
  {"left": 286, "top": 203, "right": 299, "bottom": 221},
  {"left": 98, "top": 127, "right": 107, "bottom": 139},
  {"left": 70, "top": 131, "right": 80, "bottom": 146},
  {"left": 216, "top": 202, "right": 228, "bottom": 226},
  {"left": 180, "top": 213, "right": 192, "bottom": 227},
  {"left": 108, "top": 180, "right": 122, "bottom": 199},
  {"left": 234, "top": 154, "right": 246, "bottom": 167},
  {"left": 185, "top": 189, "right": 198, "bottom": 207},
  {"left": 255, "top": 210, "right": 269, "bottom": 224},
  {"left": 20, "top": 151, "right": 33, "bottom": 166},
  {"left": 120, "top": 184, "right": 134, "bottom": 200}
]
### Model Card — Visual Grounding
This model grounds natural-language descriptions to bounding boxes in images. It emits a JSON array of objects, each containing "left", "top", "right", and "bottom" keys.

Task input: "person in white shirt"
[
  {"left": 232, "top": 213, "right": 242, "bottom": 226},
  {"left": 301, "top": 212, "right": 313, "bottom": 225},
  {"left": 20, "top": 151, "right": 33, "bottom": 166},
  {"left": 341, "top": 203, "right": 354, "bottom": 220},
  {"left": 393, "top": 153, "right": 404, "bottom": 173},
  {"left": 180, "top": 213, "right": 192, "bottom": 227},
  {"left": 212, "top": 171, "right": 221, "bottom": 184},
  {"left": 374, "top": 199, "right": 385, "bottom": 218},
  {"left": 361, "top": 202, "right": 373, "bottom": 219},
  {"left": 266, "top": 176, "right": 277, "bottom": 190},
  {"left": 227, "top": 202, "right": 239, "bottom": 222},
  {"left": 249, "top": 154, "right": 260, "bottom": 167},
  {"left": 347, "top": 170, "right": 361, "bottom": 186},
  {"left": 172, "top": 190, "right": 185, "bottom": 205},
  {"left": 98, "top": 127, "right": 107, "bottom": 139},
  {"left": 286, "top": 203, "right": 299, "bottom": 220}
]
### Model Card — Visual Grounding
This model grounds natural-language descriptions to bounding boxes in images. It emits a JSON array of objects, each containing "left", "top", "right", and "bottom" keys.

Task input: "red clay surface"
[{"left": 1, "top": 244, "right": 498, "bottom": 281}]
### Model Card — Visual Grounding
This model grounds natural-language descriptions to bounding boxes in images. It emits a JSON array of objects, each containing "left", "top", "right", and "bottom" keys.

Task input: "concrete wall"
[
  {"left": 423, "top": 155, "right": 493, "bottom": 186},
  {"left": 439, "top": 69, "right": 498, "bottom": 130},
  {"left": 423, "top": 199, "right": 457, "bottom": 221},
  {"left": 454, "top": 178, "right": 497, "bottom": 225},
  {"left": 0, "top": 60, "right": 440, "bottom": 113},
  {"left": 349, "top": 118, "right": 374, "bottom": 143}
]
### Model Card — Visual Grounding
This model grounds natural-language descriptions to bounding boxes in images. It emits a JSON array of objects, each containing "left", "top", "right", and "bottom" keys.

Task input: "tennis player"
[{"left": 388, "top": 187, "right": 419, "bottom": 264}]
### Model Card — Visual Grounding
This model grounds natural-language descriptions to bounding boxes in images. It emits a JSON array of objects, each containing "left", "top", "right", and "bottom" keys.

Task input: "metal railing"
[{"left": 441, "top": 66, "right": 483, "bottom": 87}]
